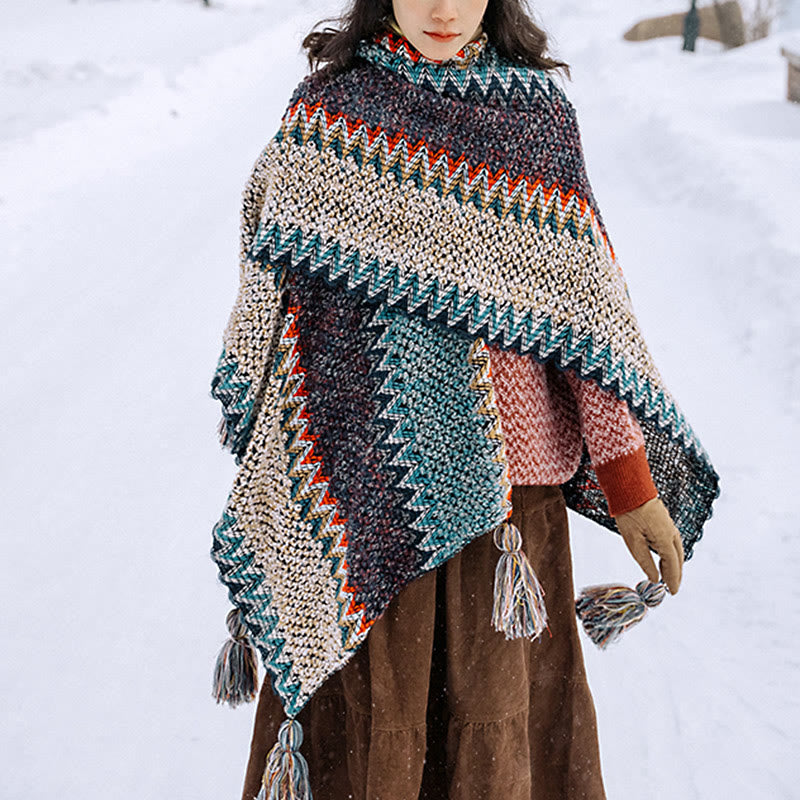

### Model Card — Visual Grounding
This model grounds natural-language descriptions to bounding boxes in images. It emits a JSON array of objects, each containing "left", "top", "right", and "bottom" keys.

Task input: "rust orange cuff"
[{"left": 593, "top": 446, "right": 658, "bottom": 517}]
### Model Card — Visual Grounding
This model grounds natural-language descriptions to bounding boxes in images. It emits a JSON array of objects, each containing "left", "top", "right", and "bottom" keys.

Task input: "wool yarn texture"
[{"left": 210, "top": 31, "right": 720, "bottom": 720}]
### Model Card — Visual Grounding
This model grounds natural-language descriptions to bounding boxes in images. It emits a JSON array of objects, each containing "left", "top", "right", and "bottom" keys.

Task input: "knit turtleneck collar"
[
  {"left": 357, "top": 27, "right": 492, "bottom": 82},
  {"left": 355, "top": 27, "right": 559, "bottom": 106}
]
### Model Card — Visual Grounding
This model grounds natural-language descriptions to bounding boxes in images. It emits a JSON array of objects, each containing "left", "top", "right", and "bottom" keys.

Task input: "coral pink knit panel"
[
  {"left": 488, "top": 346, "right": 646, "bottom": 487},
  {"left": 488, "top": 345, "right": 583, "bottom": 485},
  {"left": 563, "top": 370, "right": 646, "bottom": 465}
]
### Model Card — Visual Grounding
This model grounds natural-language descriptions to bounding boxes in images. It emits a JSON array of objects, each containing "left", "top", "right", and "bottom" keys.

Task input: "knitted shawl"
[{"left": 210, "top": 31, "right": 719, "bottom": 718}]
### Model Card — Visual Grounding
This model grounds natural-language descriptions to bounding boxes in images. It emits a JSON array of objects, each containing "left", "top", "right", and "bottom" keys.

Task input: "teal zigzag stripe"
[
  {"left": 251, "top": 221, "right": 712, "bottom": 469},
  {"left": 210, "top": 349, "right": 257, "bottom": 462},
  {"left": 361, "top": 306, "right": 440, "bottom": 539},
  {"left": 211, "top": 505, "right": 305, "bottom": 716},
  {"left": 365, "top": 304, "right": 508, "bottom": 568},
  {"left": 355, "top": 39, "right": 558, "bottom": 104}
]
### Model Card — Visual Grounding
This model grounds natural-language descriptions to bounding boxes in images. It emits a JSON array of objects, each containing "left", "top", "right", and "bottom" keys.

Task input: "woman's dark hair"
[{"left": 303, "top": 0, "right": 569, "bottom": 77}]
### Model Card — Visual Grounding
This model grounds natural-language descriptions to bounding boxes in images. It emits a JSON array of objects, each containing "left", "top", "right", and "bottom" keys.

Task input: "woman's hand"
[{"left": 614, "top": 497, "right": 684, "bottom": 594}]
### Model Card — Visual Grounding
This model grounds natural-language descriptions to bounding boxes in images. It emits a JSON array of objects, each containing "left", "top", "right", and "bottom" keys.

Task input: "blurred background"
[{"left": 1, "top": 1, "right": 798, "bottom": 797}]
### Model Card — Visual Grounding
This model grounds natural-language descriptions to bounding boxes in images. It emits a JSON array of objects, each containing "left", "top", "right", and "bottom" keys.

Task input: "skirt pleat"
[{"left": 240, "top": 485, "right": 607, "bottom": 800}]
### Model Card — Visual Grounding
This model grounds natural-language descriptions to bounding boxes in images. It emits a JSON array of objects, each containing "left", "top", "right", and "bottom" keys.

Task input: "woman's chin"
[{"left": 412, "top": 34, "right": 467, "bottom": 62}]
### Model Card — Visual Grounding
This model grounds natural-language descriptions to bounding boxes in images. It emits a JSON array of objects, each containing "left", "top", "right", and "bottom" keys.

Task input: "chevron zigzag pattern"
[
  {"left": 210, "top": 27, "right": 719, "bottom": 721},
  {"left": 210, "top": 350, "right": 257, "bottom": 462},
  {"left": 273, "top": 308, "right": 373, "bottom": 652},
  {"left": 364, "top": 305, "right": 441, "bottom": 540},
  {"left": 356, "top": 31, "right": 558, "bottom": 104},
  {"left": 277, "top": 99, "right": 611, "bottom": 258},
  {"left": 466, "top": 337, "right": 513, "bottom": 497},
  {"left": 362, "top": 303, "right": 511, "bottom": 570},
  {"left": 251, "top": 221, "right": 708, "bottom": 463},
  {"left": 211, "top": 508, "right": 304, "bottom": 712}
]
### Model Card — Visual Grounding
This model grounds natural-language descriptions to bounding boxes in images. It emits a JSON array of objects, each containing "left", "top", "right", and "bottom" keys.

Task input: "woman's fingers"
[
  {"left": 674, "top": 534, "right": 684, "bottom": 586},
  {"left": 659, "top": 544, "right": 681, "bottom": 594},
  {"left": 621, "top": 528, "right": 660, "bottom": 584},
  {"left": 616, "top": 497, "right": 686, "bottom": 592}
]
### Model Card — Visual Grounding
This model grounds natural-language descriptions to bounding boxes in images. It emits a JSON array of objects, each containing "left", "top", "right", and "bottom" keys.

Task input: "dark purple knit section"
[{"left": 287, "top": 271, "right": 425, "bottom": 619}]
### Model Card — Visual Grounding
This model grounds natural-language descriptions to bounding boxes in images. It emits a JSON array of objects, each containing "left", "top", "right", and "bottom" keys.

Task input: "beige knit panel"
[
  {"left": 239, "top": 146, "right": 276, "bottom": 268},
  {"left": 261, "top": 140, "right": 661, "bottom": 386},
  {"left": 222, "top": 258, "right": 283, "bottom": 386},
  {"left": 228, "top": 355, "right": 351, "bottom": 707}
]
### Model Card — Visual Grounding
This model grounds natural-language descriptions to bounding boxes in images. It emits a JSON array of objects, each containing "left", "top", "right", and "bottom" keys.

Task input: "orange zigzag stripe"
[
  {"left": 277, "top": 308, "right": 374, "bottom": 645},
  {"left": 280, "top": 98, "right": 615, "bottom": 261}
]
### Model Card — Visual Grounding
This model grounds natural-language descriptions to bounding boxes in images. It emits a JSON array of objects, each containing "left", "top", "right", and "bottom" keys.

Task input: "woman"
[{"left": 209, "top": 2, "right": 719, "bottom": 799}]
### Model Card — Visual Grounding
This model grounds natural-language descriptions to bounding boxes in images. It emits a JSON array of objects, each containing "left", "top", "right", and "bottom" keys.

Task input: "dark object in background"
[
  {"left": 683, "top": 0, "right": 701, "bottom": 50},
  {"left": 781, "top": 46, "right": 800, "bottom": 103},
  {"left": 715, "top": 0, "right": 747, "bottom": 47},
  {"left": 624, "top": 2, "right": 746, "bottom": 49}
]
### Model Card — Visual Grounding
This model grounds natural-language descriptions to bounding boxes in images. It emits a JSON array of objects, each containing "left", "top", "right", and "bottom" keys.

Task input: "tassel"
[
  {"left": 575, "top": 580, "right": 667, "bottom": 649},
  {"left": 491, "top": 522, "right": 548, "bottom": 641},
  {"left": 257, "top": 719, "right": 313, "bottom": 800},
  {"left": 216, "top": 416, "right": 229, "bottom": 447},
  {"left": 213, "top": 608, "right": 258, "bottom": 707}
]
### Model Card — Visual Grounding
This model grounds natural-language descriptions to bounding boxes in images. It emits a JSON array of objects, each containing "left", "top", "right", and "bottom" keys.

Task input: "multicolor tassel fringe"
[
  {"left": 213, "top": 608, "right": 258, "bottom": 707},
  {"left": 257, "top": 719, "right": 313, "bottom": 800},
  {"left": 492, "top": 521, "right": 548, "bottom": 640},
  {"left": 575, "top": 580, "right": 667, "bottom": 649}
]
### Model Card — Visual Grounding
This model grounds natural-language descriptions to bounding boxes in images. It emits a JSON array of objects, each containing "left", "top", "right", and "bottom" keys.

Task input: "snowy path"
[
  {"left": 1, "top": 1, "right": 798, "bottom": 798},
  {"left": 543, "top": 3, "right": 800, "bottom": 796},
  {"left": 0, "top": 7, "right": 332, "bottom": 796}
]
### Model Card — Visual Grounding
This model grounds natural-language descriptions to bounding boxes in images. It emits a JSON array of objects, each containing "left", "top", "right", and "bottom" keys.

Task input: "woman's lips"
[{"left": 424, "top": 31, "right": 460, "bottom": 42}]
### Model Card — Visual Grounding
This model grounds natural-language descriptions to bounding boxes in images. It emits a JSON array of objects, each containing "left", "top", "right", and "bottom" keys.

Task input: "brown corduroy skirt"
[{"left": 240, "top": 485, "right": 607, "bottom": 800}]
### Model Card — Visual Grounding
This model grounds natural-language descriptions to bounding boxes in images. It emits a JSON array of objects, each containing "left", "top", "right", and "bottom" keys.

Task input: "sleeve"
[
  {"left": 210, "top": 145, "right": 285, "bottom": 463},
  {"left": 565, "top": 370, "right": 658, "bottom": 517}
]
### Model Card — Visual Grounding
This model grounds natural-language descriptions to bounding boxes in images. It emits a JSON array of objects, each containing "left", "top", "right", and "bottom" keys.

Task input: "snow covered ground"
[{"left": 1, "top": 1, "right": 798, "bottom": 798}]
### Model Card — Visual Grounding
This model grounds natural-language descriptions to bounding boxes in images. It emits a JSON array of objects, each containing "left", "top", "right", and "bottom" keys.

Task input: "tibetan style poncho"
[{"left": 210, "top": 31, "right": 719, "bottom": 722}]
